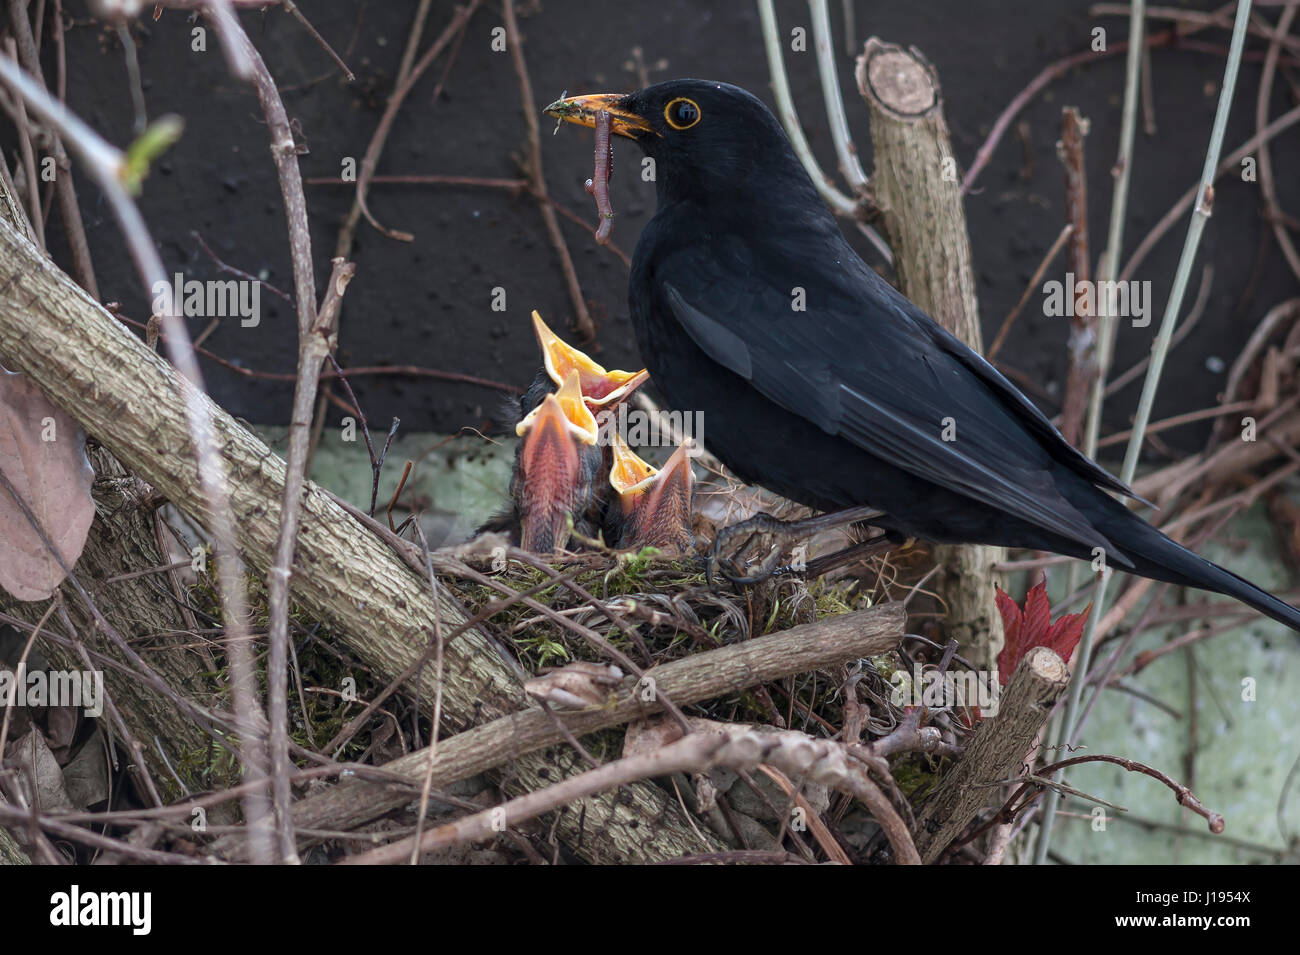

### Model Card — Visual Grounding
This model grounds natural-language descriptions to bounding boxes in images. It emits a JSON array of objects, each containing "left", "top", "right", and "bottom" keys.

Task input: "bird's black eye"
[{"left": 664, "top": 97, "right": 701, "bottom": 130}]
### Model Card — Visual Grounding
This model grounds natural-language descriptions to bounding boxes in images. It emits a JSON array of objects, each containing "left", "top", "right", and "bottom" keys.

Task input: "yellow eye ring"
[{"left": 664, "top": 97, "right": 701, "bottom": 130}]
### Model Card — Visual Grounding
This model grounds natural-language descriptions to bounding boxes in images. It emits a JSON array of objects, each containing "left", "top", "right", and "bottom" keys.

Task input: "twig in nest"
[
  {"left": 503, "top": 547, "right": 688, "bottom": 728},
  {"left": 340, "top": 722, "right": 921, "bottom": 865},
  {"left": 857, "top": 705, "right": 963, "bottom": 760}
]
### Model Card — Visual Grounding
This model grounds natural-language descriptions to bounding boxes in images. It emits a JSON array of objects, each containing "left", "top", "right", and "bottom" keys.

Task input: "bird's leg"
[
  {"left": 777, "top": 534, "right": 895, "bottom": 580},
  {"left": 709, "top": 505, "right": 886, "bottom": 586}
]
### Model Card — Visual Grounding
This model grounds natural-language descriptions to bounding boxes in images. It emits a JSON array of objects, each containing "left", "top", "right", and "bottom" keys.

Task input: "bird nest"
[{"left": 438, "top": 538, "right": 939, "bottom": 756}]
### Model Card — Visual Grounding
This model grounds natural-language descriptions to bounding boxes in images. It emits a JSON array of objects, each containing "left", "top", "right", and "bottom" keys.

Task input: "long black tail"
[{"left": 1095, "top": 502, "right": 1300, "bottom": 631}]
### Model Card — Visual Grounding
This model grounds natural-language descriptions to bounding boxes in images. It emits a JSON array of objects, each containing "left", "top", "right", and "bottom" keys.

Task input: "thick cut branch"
[
  {"left": 855, "top": 38, "right": 1005, "bottom": 667},
  {"left": 913, "top": 645, "right": 1069, "bottom": 863}
]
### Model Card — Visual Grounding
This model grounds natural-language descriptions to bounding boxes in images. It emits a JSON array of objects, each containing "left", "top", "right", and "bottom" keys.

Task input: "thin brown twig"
[
  {"left": 7, "top": 0, "right": 96, "bottom": 295},
  {"left": 961, "top": 20, "right": 1258, "bottom": 196},
  {"left": 115, "top": 313, "right": 522, "bottom": 393},
  {"left": 1058, "top": 107, "right": 1094, "bottom": 447},
  {"left": 0, "top": 600, "right": 56, "bottom": 760},
  {"left": 503, "top": 0, "right": 595, "bottom": 343},
  {"left": 408, "top": 522, "right": 446, "bottom": 864},
  {"left": 0, "top": 800, "right": 209, "bottom": 863},
  {"left": 341, "top": 724, "right": 921, "bottom": 866},
  {"left": 1103, "top": 263, "right": 1214, "bottom": 397},
  {"left": 1093, "top": 2, "right": 1300, "bottom": 52},
  {"left": 1256, "top": 2, "right": 1300, "bottom": 285},
  {"left": 308, "top": 0, "right": 473, "bottom": 473},
  {"left": 211, "top": 15, "right": 350, "bottom": 864},
  {"left": 191, "top": 229, "right": 294, "bottom": 302},
  {"left": 317, "top": 572, "right": 564, "bottom": 757},
  {"left": 334, "top": 0, "right": 481, "bottom": 252},
  {"left": 1039, "top": 754, "right": 1225, "bottom": 832},
  {"left": 308, "top": 172, "right": 527, "bottom": 191},
  {"left": 502, "top": 547, "right": 689, "bottom": 731},
  {"left": 264, "top": 258, "right": 354, "bottom": 862},
  {"left": 987, "top": 223, "right": 1073, "bottom": 359},
  {"left": 281, "top": 0, "right": 355, "bottom": 81},
  {"left": 0, "top": 47, "right": 42, "bottom": 248},
  {"left": 308, "top": 172, "right": 636, "bottom": 268},
  {"left": 57, "top": 600, "right": 167, "bottom": 808},
  {"left": 1097, "top": 399, "right": 1256, "bottom": 448},
  {"left": 324, "top": 352, "right": 398, "bottom": 517},
  {"left": 0, "top": 479, "right": 202, "bottom": 812},
  {"left": 963, "top": 42, "right": 1130, "bottom": 196}
]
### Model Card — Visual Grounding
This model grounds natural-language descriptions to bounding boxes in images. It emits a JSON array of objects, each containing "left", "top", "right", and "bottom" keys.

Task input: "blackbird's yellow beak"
[
  {"left": 544, "top": 93, "right": 658, "bottom": 139},
  {"left": 532, "top": 311, "right": 648, "bottom": 408}
]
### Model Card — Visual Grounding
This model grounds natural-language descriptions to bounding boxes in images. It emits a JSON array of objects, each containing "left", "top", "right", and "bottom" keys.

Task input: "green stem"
[{"left": 1035, "top": 0, "right": 1253, "bottom": 867}]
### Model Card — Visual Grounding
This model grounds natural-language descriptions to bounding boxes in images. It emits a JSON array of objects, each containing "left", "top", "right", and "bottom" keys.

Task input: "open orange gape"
[{"left": 530, "top": 311, "right": 649, "bottom": 410}]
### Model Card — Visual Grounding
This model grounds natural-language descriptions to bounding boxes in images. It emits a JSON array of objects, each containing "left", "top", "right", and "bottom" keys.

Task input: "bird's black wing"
[
  {"left": 921, "top": 320, "right": 1143, "bottom": 502},
  {"left": 657, "top": 234, "right": 1127, "bottom": 559}
]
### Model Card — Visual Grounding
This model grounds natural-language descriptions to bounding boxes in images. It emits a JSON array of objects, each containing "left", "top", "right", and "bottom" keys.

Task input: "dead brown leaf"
[{"left": 0, "top": 371, "right": 95, "bottom": 601}]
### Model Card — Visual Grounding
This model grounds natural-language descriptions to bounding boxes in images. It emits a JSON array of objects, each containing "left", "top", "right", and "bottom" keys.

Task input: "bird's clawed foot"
[{"left": 708, "top": 505, "right": 887, "bottom": 587}]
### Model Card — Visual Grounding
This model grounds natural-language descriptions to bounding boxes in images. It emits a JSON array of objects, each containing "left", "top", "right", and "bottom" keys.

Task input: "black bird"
[{"left": 547, "top": 79, "right": 1300, "bottom": 631}]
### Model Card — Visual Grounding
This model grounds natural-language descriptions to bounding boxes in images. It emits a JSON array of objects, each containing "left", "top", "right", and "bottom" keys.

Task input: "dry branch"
[
  {"left": 855, "top": 38, "right": 1005, "bottom": 667},
  {"left": 6, "top": 0, "right": 97, "bottom": 297},
  {"left": 1058, "top": 106, "right": 1095, "bottom": 448},
  {"left": 343, "top": 716, "right": 920, "bottom": 866},
  {"left": 216, "top": 15, "right": 351, "bottom": 862},
  {"left": 1134, "top": 392, "right": 1300, "bottom": 506},
  {"left": 215, "top": 602, "right": 906, "bottom": 855},
  {"left": 0, "top": 214, "right": 718, "bottom": 864},
  {"left": 913, "top": 645, "right": 1070, "bottom": 863},
  {"left": 0, "top": 43, "right": 270, "bottom": 861}
]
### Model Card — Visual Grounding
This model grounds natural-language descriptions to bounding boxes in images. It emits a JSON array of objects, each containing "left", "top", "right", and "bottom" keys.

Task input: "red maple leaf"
[{"left": 995, "top": 582, "right": 1091, "bottom": 686}]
